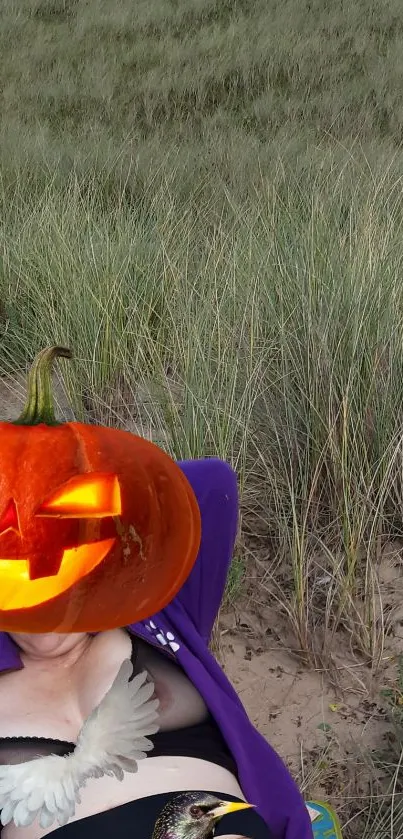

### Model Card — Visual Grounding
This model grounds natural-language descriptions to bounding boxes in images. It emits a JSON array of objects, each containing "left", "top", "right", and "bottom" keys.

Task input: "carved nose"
[{"left": 0, "top": 499, "right": 20, "bottom": 535}]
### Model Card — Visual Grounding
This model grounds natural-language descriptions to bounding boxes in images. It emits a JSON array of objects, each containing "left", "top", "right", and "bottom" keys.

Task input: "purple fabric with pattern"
[{"left": 0, "top": 458, "right": 313, "bottom": 839}]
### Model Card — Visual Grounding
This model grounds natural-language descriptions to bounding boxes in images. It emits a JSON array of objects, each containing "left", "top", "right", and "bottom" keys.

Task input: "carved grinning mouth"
[
  {"left": 0, "top": 538, "right": 115, "bottom": 610},
  {"left": 0, "top": 473, "right": 123, "bottom": 610}
]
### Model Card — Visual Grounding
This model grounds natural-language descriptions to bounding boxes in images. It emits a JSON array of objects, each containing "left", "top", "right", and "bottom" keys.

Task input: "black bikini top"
[{"left": 0, "top": 635, "right": 236, "bottom": 775}]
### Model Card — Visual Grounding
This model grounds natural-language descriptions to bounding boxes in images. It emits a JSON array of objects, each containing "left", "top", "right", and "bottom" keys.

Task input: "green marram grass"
[
  {"left": 4, "top": 160, "right": 403, "bottom": 661},
  {"left": 2, "top": 0, "right": 403, "bottom": 835}
]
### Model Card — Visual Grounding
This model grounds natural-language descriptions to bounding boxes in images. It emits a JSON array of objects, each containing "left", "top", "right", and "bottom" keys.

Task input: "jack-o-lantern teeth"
[{"left": 36, "top": 473, "right": 122, "bottom": 519}]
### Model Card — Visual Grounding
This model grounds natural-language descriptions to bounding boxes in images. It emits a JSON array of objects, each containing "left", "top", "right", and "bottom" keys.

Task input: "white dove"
[{"left": 0, "top": 659, "right": 160, "bottom": 830}]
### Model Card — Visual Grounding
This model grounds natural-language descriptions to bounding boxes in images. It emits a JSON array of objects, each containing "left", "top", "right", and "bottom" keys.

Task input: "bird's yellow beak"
[{"left": 210, "top": 801, "right": 254, "bottom": 819}]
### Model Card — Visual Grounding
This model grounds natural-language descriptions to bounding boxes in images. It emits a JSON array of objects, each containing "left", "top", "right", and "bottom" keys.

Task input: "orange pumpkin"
[{"left": 0, "top": 347, "right": 201, "bottom": 633}]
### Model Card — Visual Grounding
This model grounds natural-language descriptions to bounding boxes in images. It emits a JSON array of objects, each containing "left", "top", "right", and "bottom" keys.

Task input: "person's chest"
[{"left": 0, "top": 629, "right": 208, "bottom": 741}]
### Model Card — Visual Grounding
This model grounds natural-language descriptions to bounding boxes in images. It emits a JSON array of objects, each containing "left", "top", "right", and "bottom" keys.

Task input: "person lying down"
[
  {"left": 0, "top": 349, "right": 314, "bottom": 839},
  {"left": 0, "top": 463, "right": 313, "bottom": 839},
  {"left": 0, "top": 631, "right": 266, "bottom": 839},
  {"left": 0, "top": 619, "right": 312, "bottom": 839}
]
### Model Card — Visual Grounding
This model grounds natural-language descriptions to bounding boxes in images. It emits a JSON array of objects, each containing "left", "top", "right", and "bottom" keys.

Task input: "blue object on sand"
[{"left": 307, "top": 801, "right": 342, "bottom": 838}]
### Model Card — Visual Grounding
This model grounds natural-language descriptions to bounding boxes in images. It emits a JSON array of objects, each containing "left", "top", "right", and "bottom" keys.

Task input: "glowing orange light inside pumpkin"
[
  {"left": 0, "top": 474, "right": 123, "bottom": 612},
  {"left": 36, "top": 473, "right": 122, "bottom": 519},
  {"left": 0, "top": 538, "right": 115, "bottom": 610}
]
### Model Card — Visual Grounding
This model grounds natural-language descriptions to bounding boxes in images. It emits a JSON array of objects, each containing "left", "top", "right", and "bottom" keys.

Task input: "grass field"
[{"left": 2, "top": 0, "right": 403, "bottom": 835}]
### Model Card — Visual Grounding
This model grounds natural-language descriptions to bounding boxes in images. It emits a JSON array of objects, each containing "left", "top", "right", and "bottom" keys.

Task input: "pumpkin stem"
[{"left": 14, "top": 346, "right": 73, "bottom": 426}]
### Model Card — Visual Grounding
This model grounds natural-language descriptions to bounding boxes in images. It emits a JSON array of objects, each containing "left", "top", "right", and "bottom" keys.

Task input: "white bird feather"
[{"left": 0, "top": 659, "right": 160, "bottom": 829}]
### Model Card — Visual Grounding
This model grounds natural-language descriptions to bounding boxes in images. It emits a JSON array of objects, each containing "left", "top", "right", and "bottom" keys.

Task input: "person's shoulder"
[{"left": 88, "top": 628, "right": 131, "bottom": 660}]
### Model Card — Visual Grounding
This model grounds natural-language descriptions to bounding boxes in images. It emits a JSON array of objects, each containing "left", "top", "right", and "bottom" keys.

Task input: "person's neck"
[{"left": 20, "top": 636, "right": 93, "bottom": 671}]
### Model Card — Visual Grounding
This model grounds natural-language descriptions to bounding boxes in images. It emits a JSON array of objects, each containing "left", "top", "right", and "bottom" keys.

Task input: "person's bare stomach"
[{"left": 1, "top": 755, "right": 245, "bottom": 839}]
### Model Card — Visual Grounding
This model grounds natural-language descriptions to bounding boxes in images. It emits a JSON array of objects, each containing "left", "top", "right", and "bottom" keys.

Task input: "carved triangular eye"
[
  {"left": 0, "top": 499, "right": 19, "bottom": 534},
  {"left": 36, "top": 473, "right": 121, "bottom": 519}
]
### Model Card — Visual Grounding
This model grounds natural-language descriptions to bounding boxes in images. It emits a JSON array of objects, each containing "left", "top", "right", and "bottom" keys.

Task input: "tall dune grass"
[
  {"left": 3, "top": 0, "right": 403, "bottom": 832},
  {"left": 3, "top": 154, "right": 403, "bottom": 676}
]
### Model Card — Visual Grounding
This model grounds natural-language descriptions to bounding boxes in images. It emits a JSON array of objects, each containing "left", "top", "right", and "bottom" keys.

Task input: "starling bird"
[{"left": 152, "top": 791, "right": 253, "bottom": 839}]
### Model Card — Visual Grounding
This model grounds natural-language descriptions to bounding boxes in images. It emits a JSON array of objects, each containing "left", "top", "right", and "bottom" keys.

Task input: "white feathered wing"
[{"left": 0, "top": 659, "right": 159, "bottom": 830}]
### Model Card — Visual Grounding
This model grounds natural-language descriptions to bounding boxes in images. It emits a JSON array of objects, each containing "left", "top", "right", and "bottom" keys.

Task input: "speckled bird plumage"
[{"left": 152, "top": 792, "right": 250, "bottom": 839}]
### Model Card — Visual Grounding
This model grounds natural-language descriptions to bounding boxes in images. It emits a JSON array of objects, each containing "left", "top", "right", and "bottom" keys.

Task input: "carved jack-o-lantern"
[{"left": 0, "top": 347, "right": 201, "bottom": 633}]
